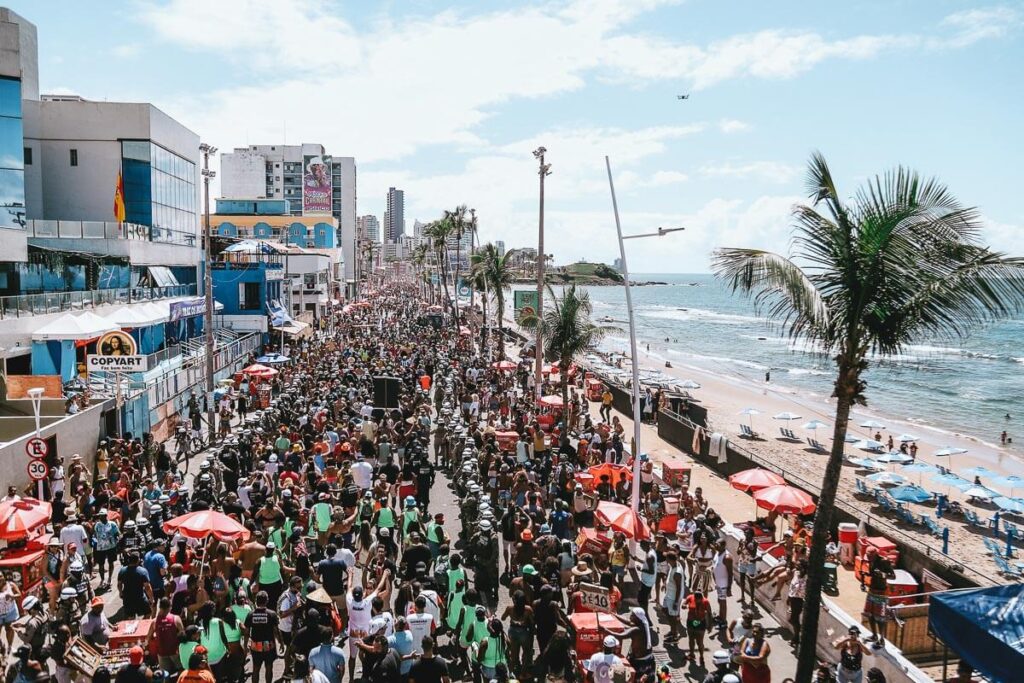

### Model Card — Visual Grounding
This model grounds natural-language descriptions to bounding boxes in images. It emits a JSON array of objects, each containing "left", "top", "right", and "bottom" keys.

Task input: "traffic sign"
[
  {"left": 27, "top": 460, "right": 48, "bottom": 481},
  {"left": 25, "top": 437, "right": 49, "bottom": 459}
]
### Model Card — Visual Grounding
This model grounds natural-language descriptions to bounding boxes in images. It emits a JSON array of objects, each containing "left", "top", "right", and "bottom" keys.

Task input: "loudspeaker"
[{"left": 373, "top": 376, "right": 402, "bottom": 409}]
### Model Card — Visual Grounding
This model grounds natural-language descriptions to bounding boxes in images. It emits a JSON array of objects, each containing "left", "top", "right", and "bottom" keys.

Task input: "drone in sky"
[{"left": 677, "top": 94, "right": 690, "bottom": 100}]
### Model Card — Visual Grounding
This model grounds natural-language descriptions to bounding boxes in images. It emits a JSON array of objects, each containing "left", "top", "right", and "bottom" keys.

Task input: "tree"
[
  {"left": 712, "top": 152, "right": 1024, "bottom": 682},
  {"left": 470, "top": 243, "right": 515, "bottom": 359},
  {"left": 519, "top": 284, "right": 607, "bottom": 420},
  {"left": 424, "top": 217, "right": 455, "bottom": 315},
  {"left": 445, "top": 204, "right": 472, "bottom": 327}
]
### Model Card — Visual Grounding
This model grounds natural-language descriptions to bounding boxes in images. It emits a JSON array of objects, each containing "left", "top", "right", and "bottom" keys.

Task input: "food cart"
[
  {"left": 495, "top": 431, "right": 519, "bottom": 453},
  {"left": 568, "top": 612, "right": 636, "bottom": 682},
  {"left": 586, "top": 378, "right": 605, "bottom": 401},
  {"left": 658, "top": 457, "right": 691, "bottom": 488},
  {"left": 64, "top": 638, "right": 138, "bottom": 677},
  {"left": 0, "top": 539, "right": 46, "bottom": 608},
  {"left": 108, "top": 618, "right": 155, "bottom": 651},
  {"left": 576, "top": 527, "right": 611, "bottom": 560}
]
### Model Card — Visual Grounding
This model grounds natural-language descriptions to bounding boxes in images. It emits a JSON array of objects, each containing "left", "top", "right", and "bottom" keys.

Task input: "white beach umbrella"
[
  {"left": 934, "top": 447, "right": 969, "bottom": 457},
  {"left": 849, "top": 458, "right": 887, "bottom": 471},
  {"left": 854, "top": 439, "right": 886, "bottom": 452},
  {"left": 773, "top": 412, "right": 803, "bottom": 421},
  {"left": 843, "top": 435, "right": 860, "bottom": 443},
  {"left": 860, "top": 420, "right": 887, "bottom": 429},
  {"left": 679, "top": 380, "right": 701, "bottom": 389},
  {"left": 961, "top": 486, "right": 996, "bottom": 501},
  {"left": 739, "top": 407, "right": 761, "bottom": 428},
  {"left": 867, "top": 471, "right": 908, "bottom": 486},
  {"left": 802, "top": 420, "right": 830, "bottom": 431},
  {"left": 896, "top": 433, "right": 921, "bottom": 443}
]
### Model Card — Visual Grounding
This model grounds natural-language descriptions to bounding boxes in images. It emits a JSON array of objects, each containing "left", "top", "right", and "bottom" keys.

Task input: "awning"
[
  {"left": 929, "top": 584, "right": 1024, "bottom": 683},
  {"left": 272, "top": 319, "right": 311, "bottom": 336},
  {"left": 148, "top": 266, "right": 179, "bottom": 288},
  {"left": 32, "top": 312, "right": 119, "bottom": 342},
  {"left": 105, "top": 305, "right": 165, "bottom": 327}
]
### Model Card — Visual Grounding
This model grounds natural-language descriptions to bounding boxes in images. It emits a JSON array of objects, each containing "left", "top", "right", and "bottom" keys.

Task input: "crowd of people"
[{"left": 0, "top": 283, "right": 896, "bottom": 683}]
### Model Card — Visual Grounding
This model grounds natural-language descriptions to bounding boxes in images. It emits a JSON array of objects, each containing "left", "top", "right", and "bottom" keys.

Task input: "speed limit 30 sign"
[{"left": 27, "top": 460, "right": 49, "bottom": 481}]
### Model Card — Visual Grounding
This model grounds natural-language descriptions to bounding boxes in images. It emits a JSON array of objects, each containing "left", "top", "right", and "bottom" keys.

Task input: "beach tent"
[
  {"left": 929, "top": 584, "right": 1024, "bottom": 683},
  {"left": 31, "top": 312, "right": 120, "bottom": 381}
]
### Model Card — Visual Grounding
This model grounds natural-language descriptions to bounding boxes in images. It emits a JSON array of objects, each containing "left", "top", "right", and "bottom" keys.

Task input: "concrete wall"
[
  {"left": 336, "top": 157, "right": 357, "bottom": 282},
  {"left": 220, "top": 150, "right": 267, "bottom": 199},
  {"left": 0, "top": 8, "right": 38, "bottom": 98}
]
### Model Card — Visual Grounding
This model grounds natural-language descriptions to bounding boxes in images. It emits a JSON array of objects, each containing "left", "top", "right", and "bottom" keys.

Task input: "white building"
[
  {"left": 495, "top": 240, "right": 505, "bottom": 256},
  {"left": 219, "top": 144, "right": 357, "bottom": 282},
  {"left": 358, "top": 214, "right": 380, "bottom": 243}
]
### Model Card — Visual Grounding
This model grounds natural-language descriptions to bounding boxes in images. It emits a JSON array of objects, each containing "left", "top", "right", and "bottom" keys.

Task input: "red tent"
[
  {"left": 728, "top": 468, "right": 785, "bottom": 492},
  {"left": 753, "top": 484, "right": 816, "bottom": 515},
  {"left": 587, "top": 463, "right": 632, "bottom": 482},
  {"left": 163, "top": 510, "right": 251, "bottom": 542}
]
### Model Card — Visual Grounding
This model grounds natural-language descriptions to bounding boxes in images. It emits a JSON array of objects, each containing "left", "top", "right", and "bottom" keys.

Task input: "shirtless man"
[
  {"left": 235, "top": 533, "right": 267, "bottom": 580},
  {"left": 597, "top": 607, "right": 655, "bottom": 678}
]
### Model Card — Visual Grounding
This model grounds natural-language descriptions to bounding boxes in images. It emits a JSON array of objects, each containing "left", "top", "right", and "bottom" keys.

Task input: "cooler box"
[
  {"left": 568, "top": 612, "right": 628, "bottom": 660},
  {"left": 661, "top": 458, "right": 691, "bottom": 488},
  {"left": 576, "top": 527, "right": 612, "bottom": 558},
  {"left": 537, "top": 414, "right": 555, "bottom": 431},
  {"left": 658, "top": 513, "right": 679, "bottom": 534},
  {"left": 859, "top": 536, "right": 899, "bottom": 563},
  {"left": 108, "top": 619, "right": 155, "bottom": 650},
  {"left": 575, "top": 473, "right": 596, "bottom": 493},
  {"left": 838, "top": 522, "right": 859, "bottom": 567},
  {"left": 663, "top": 496, "right": 680, "bottom": 516},
  {"left": 586, "top": 379, "right": 604, "bottom": 401},
  {"left": 886, "top": 569, "right": 918, "bottom": 606},
  {"left": 495, "top": 431, "right": 519, "bottom": 452}
]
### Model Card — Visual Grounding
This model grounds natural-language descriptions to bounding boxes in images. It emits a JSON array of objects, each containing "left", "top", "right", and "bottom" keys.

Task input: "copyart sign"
[
  {"left": 87, "top": 355, "right": 148, "bottom": 372},
  {"left": 302, "top": 154, "right": 333, "bottom": 216}
]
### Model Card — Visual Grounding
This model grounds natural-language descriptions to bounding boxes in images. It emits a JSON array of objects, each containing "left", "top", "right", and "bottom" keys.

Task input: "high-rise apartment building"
[
  {"left": 220, "top": 144, "right": 357, "bottom": 281},
  {"left": 495, "top": 240, "right": 505, "bottom": 256},
  {"left": 385, "top": 187, "right": 404, "bottom": 243},
  {"left": 357, "top": 214, "right": 380, "bottom": 243}
]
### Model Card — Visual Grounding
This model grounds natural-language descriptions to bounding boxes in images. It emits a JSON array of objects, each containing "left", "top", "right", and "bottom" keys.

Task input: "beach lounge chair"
[
  {"left": 876, "top": 495, "right": 892, "bottom": 513},
  {"left": 984, "top": 538, "right": 1002, "bottom": 555},
  {"left": 994, "top": 555, "right": 1023, "bottom": 580},
  {"left": 779, "top": 427, "right": 799, "bottom": 441},
  {"left": 963, "top": 509, "right": 988, "bottom": 529},
  {"left": 923, "top": 516, "right": 944, "bottom": 538},
  {"left": 1005, "top": 520, "right": 1020, "bottom": 539},
  {"left": 898, "top": 507, "right": 918, "bottom": 526},
  {"left": 854, "top": 479, "right": 873, "bottom": 497},
  {"left": 739, "top": 424, "right": 760, "bottom": 439},
  {"left": 807, "top": 438, "right": 827, "bottom": 453}
]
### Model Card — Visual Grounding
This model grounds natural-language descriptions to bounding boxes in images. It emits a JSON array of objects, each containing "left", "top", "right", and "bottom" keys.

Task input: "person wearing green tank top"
[
  {"left": 476, "top": 619, "right": 509, "bottom": 680},
  {"left": 178, "top": 624, "right": 201, "bottom": 674}
]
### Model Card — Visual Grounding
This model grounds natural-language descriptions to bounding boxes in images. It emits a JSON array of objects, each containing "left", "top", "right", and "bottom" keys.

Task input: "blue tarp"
[{"left": 929, "top": 584, "right": 1024, "bottom": 683}]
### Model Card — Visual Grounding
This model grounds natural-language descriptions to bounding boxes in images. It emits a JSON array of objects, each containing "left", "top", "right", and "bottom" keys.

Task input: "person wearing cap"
[
  {"left": 79, "top": 596, "right": 112, "bottom": 648},
  {"left": 59, "top": 511, "right": 90, "bottom": 573},
  {"left": 583, "top": 634, "right": 624, "bottom": 683},
  {"left": 345, "top": 570, "right": 389, "bottom": 681},
  {"left": 12, "top": 595, "right": 46, "bottom": 661},
  {"left": 832, "top": 625, "right": 873, "bottom": 683},
  {"left": 425, "top": 512, "right": 449, "bottom": 560},
  {"left": 254, "top": 540, "right": 293, "bottom": 608},
  {"left": 177, "top": 647, "right": 216, "bottom": 683},
  {"left": 701, "top": 649, "right": 734, "bottom": 683},
  {"left": 244, "top": 591, "right": 283, "bottom": 683},
  {"left": 117, "top": 552, "right": 153, "bottom": 619},
  {"left": 92, "top": 508, "right": 121, "bottom": 590}
]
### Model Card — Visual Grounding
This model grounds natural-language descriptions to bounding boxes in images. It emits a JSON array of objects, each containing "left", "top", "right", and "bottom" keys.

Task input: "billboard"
[
  {"left": 169, "top": 297, "right": 206, "bottom": 322},
  {"left": 513, "top": 289, "right": 538, "bottom": 322},
  {"left": 302, "top": 155, "right": 333, "bottom": 215}
]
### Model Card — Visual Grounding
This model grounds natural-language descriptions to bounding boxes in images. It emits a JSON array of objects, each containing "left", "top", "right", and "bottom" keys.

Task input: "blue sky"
[{"left": 11, "top": 0, "right": 1023, "bottom": 272}]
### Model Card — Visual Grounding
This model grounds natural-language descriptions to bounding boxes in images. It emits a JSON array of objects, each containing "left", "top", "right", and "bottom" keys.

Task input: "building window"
[
  {"left": 23, "top": 147, "right": 31, "bottom": 165},
  {"left": 239, "top": 281, "right": 261, "bottom": 310},
  {"left": 0, "top": 77, "right": 25, "bottom": 230},
  {"left": 70, "top": 149, "right": 78, "bottom": 166}
]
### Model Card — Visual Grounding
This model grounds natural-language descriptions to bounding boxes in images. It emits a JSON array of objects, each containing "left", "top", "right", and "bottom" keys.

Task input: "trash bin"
[{"left": 838, "top": 522, "right": 859, "bottom": 567}]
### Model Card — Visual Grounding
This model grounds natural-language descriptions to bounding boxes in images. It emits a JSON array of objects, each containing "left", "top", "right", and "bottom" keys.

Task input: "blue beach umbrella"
[
  {"left": 933, "top": 446, "right": 968, "bottom": 457},
  {"left": 993, "top": 497, "right": 1024, "bottom": 514},
  {"left": 256, "top": 353, "right": 291, "bottom": 364},
  {"left": 867, "top": 471, "right": 908, "bottom": 486},
  {"left": 888, "top": 485, "right": 933, "bottom": 504},
  {"left": 960, "top": 466, "right": 997, "bottom": 480},
  {"left": 931, "top": 473, "right": 971, "bottom": 490},
  {"left": 993, "top": 475, "right": 1024, "bottom": 495},
  {"left": 854, "top": 439, "right": 885, "bottom": 452},
  {"left": 901, "top": 462, "right": 939, "bottom": 474},
  {"left": 849, "top": 457, "right": 887, "bottom": 471}
]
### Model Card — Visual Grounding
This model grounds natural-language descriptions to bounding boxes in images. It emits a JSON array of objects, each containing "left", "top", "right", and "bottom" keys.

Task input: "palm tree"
[
  {"left": 471, "top": 242, "right": 515, "bottom": 359},
  {"left": 411, "top": 243, "right": 429, "bottom": 301},
  {"left": 520, "top": 284, "right": 607, "bottom": 421},
  {"left": 424, "top": 217, "right": 455, "bottom": 314},
  {"left": 445, "top": 204, "right": 472, "bottom": 326},
  {"left": 713, "top": 152, "right": 1024, "bottom": 682}
]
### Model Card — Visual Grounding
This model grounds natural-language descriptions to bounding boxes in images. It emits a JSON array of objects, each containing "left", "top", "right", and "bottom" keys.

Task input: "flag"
[{"left": 113, "top": 170, "right": 126, "bottom": 222}]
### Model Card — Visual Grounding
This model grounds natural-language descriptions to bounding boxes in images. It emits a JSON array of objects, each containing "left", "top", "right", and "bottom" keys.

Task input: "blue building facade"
[{"left": 0, "top": 75, "right": 25, "bottom": 230}]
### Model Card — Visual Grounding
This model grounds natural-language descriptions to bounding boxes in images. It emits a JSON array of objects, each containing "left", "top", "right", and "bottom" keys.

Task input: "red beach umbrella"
[
  {"left": 753, "top": 485, "right": 816, "bottom": 515},
  {"left": 163, "top": 510, "right": 251, "bottom": 542},
  {"left": 587, "top": 463, "right": 633, "bottom": 482},
  {"left": 491, "top": 360, "right": 517, "bottom": 371},
  {"left": 242, "top": 364, "right": 278, "bottom": 378},
  {"left": 728, "top": 468, "right": 786, "bottom": 492},
  {"left": 0, "top": 498, "right": 51, "bottom": 540},
  {"left": 595, "top": 501, "right": 651, "bottom": 540}
]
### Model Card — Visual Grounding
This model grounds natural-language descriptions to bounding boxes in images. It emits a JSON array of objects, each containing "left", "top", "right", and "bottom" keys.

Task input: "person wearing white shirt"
[
  {"left": 584, "top": 636, "right": 625, "bottom": 683},
  {"left": 350, "top": 455, "right": 373, "bottom": 490},
  {"left": 405, "top": 595, "right": 436, "bottom": 655}
]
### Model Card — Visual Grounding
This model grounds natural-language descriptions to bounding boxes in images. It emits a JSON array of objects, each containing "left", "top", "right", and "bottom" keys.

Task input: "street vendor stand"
[
  {"left": 109, "top": 618, "right": 155, "bottom": 651},
  {"left": 658, "top": 456, "right": 691, "bottom": 488},
  {"left": 64, "top": 638, "right": 139, "bottom": 677},
  {"left": 495, "top": 430, "right": 519, "bottom": 452},
  {"left": 0, "top": 540, "right": 46, "bottom": 608},
  {"left": 586, "top": 377, "right": 605, "bottom": 401},
  {"left": 0, "top": 498, "right": 52, "bottom": 607},
  {"left": 568, "top": 612, "right": 636, "bottom": 682}
]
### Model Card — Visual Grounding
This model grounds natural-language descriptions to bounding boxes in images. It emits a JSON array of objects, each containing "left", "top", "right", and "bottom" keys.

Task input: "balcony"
[
  {"left": 0, "top": 283, "right": 197, "bottom": 319},
  {"left": 28, "top": 220, "right": 197, "bottom": 247}
]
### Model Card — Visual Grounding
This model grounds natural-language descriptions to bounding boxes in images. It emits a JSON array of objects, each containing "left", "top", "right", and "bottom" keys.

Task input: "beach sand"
[{"left": 619, "top": 339, "right": 1018, "bottom": 587}]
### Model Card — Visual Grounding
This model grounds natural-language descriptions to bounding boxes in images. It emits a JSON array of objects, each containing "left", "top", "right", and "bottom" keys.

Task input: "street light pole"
[
  {"left": 533, "top": 147, "right": 551, "bottom": 402},
  {"left": 200, "top": 143, "right": 217, "bottom": 444},
  {"left": 605, "top": 156, "right": 685, "bottom": 513},
  {"left": 28, "top": 387, "right": 44, "bottom": 500}
]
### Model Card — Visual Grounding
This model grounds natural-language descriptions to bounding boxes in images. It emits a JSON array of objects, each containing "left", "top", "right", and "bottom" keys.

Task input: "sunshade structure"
[
  {"left": 587, "top": 463, "right": 632, "bottom": 483},
  {"left": 491, "top": 360, "right": 518, "bottom": 371},
  {"left": 929, "top": 584, "right": 1024, "bottom": 683},
  {"left": 242, "top": 364, "right": 278, "bottom": 378},
  {"left": 934, "top": 446, "right": 969, "bottom": 457},
  {"left": 867, "top": 471, "right": 908, "bottom": 486},
  {"left": 728, "top": 468, "right": 785, "bottom": 492},
  {"left": 888, "top": 485, "right": 933, "bottom": 504},
  {"left": 0, "top": 498, "right": 51, "bottom": 540},
  {"left": 752, "top": 485, "right": 816, "bottom": 515},
  {"left": 255, "top": 353, "right": 290, "bottom": 364},
  {"left": 773, "top": 412, "right": 802, "bottom": 421},
  {"left": 901, "top": 462, "right": 939, "bottom": 474},
  {"left": 895, "top": 433, "right": 921, "bottom": 443},
  {"left": 961, "top": 466, "right": 997, "bottom": 480},
  {"left": 163, "top": 510, "right": 251, "bottom": 542},
  {"left": 32, "top": 311, "right": 118, "bottom": 342},
  {"left": 738, "top": 408, "right": 761, "bottom": 429},
  {"left": 802, "top": 420, "right": 829, "bottom": 431},
  {"left": 931, "top": 473, "right": 972, "bottom": 490},
  {"left": 994, "top": 475, "right": 1024, "bottom": 495},
  {"left": 104, "top": 305, "right": 166, "bottom": 328},
  {"left": 875, "top": 452, "right": 914, "bottom": 464},
  {"left": 539, "top": 394, "right": 564, "bottom": 408},
  {"left": 595, "top": 501, "right": 651, "bottom": 540},
  {"left": 993, "top": 497, "right": 1024, "bottom": 514},
  {"left": 848, "top": 457, "right": 887, "bottom": 471},
  {"left": 679, "top": 380, "right": 701, "bottom": 390},
  {"left": 961, "top": 486, "right": 996, "bottom": 501},
  {"left": 860, "top": 420, "right": 886, "bottom": 429},
  {"left": 853, "top": 439, "right": 885, "bottom": 452}
]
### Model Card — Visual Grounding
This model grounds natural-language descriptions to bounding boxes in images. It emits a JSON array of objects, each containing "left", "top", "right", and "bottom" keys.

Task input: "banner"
[
  {"left": 513, "top": 290, "right": 538, "bottom": 322},
  {"left": 302, "top": 154, "right": 333, "bottom": 215},
  {"left": 87, "top": 355, "right": 148, "bottom": 372},
  {"left": 169, "top": 297, "right": 206, "bottom": 322}
]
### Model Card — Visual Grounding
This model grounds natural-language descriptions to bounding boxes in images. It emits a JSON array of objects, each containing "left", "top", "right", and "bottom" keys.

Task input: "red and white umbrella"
[
  {"left": 491, "top": 360, "right": 517, "bottom": 371},
  {"left": 752, "top": 485, "right": 816, "bottom": 515},
  {"left": 0, "top": 498, "right": 51, "bottom": 540},
  {"left": 459, "top": 326, "right": 472, "bottom": 337},
  {"left": 728, "top": 468, "right": 785, "bottom": 492},
  {"left": 242, "top": 364, "right": 278, "bottom": 378},
  {"left": 539, "top": 394, "right": 564, "bottom": 408},
  {"left": 595, "top": 501, "right": 651, "bottom": 540},
  {"left": 163, "top": 510, "right": 251, "bottom": 542}
]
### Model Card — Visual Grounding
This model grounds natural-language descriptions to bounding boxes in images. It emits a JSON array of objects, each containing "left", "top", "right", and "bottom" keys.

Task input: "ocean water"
[{"left": 545, "top": 273, "right": 1024, "bottom": 454}]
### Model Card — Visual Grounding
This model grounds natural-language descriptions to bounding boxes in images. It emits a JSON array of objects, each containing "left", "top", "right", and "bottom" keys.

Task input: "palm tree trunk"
[
  {"left": 561, "top": 353, "right": 571, "bottom": 435},
  {"left": 795, "top": 360, "right": 859, "bottom": 683},
  {"left": 453, "top": 234, "right": 462, "bottom": 330}
]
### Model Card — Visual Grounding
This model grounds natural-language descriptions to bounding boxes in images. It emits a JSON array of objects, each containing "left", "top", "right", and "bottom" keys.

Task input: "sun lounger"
[
  {"left": 984, "top": 538, "right": 1002, "bottom": 555},
  {"left": 994, "top": 555, "right": 1023, "bottom": 579},
  {"left": 963, "top": 509, "right": 988, "bottom": 529},
  {"left": 739, "top": 424, "right": 760, "bottom": 439},
  {"left": 898, "top": 507, "right": 918, "bottom": 526},
  {"left": 779, "top": 427, "right": 799, "bottom": 441},
  {"left": 807, "top": 438, "right": 827, "bottom": 453},
  {"left": 854, "top": 479, "right": 873, "bottom": 497},
  {"left": 923, "top": 516, "right": 944, "bottom": 538}
]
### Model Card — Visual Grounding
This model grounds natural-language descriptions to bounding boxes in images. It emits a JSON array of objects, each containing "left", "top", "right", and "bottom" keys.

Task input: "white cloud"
[
  {"left": 647, "top": 170, "right": 689, "bottom": 186},
  {"left": 941, "top": 6, "right": 1021, "bottom": 48},
  {"left": 982, "top": 216, "right": 1024, "bottom": 256},
  {"left": 699, "top": 161, "right": 801, "bottom": 184},
  {"left": 718, "top": 119, "right": 750, "bottom": 134},
  {"left": 112, "top": 44, "right": 142, "bottom": 58}
]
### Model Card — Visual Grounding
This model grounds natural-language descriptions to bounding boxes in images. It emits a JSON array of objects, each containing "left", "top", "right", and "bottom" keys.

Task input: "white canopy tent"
[{"left": 32, "top": 312, "right": 119, "bottom": 342}]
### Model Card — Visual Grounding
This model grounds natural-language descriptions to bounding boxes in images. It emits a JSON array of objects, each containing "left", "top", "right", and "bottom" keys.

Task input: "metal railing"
[
  {"left": 27, "top": 219, "right": 197, "bottom": 247},
  {"left": 0, "top": 284, "right": 197, "bottom": 319},
  {"left": 659, "top": 407, "right": 994, "bottom": 586}
]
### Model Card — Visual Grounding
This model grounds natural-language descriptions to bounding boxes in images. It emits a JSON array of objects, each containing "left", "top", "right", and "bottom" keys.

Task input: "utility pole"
[
  {"left": 533, "top": 147, "right": 551, "bottom": 401},
  {"left": 200, "top": 143, "right": 217, "bottom": 443},
  {"left": 469, "top": 208, "right": 477, "bottom": 310}
]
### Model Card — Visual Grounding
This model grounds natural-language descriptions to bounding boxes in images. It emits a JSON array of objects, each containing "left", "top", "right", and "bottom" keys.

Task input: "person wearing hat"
[
  {"left": 583, "top": 634, "right": 624, "bottom": 683},
  {"left": 177, "top": 646, "right": 216, "bottom": 683},
  {"left": 117, "top": 552, "right": 153, "bottom": 619},
  {"left": 92, "top": 508, "right": 121, "bottom": 591},
  {"left": 11, "top": 595, "right": 46, "bottom": 662},
  {"left": 832, "top": 625, "right": 873, "bottom": 683},
  {"left": 598, "top": 607, "right": 655, "bottom": 678},
  {"left": 702, "top": 649, "right": 734, "bottom": 683},
  {"left": 425, "top": 512, "right": 449, "bottom": 560}
]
